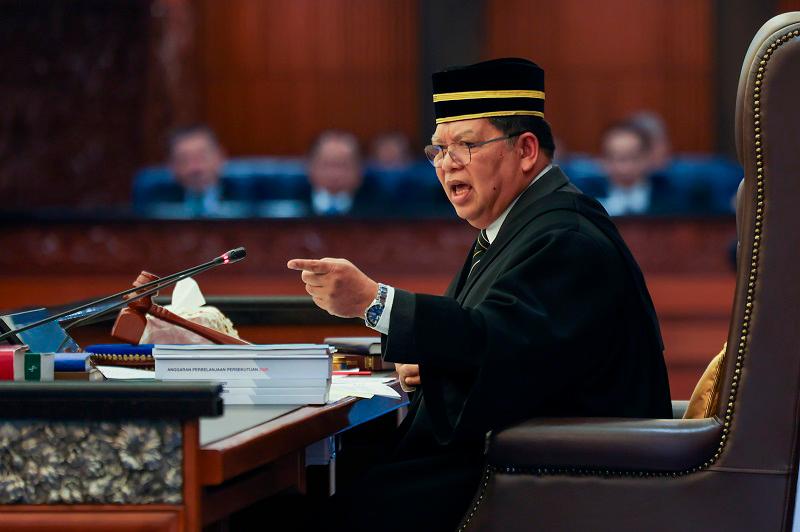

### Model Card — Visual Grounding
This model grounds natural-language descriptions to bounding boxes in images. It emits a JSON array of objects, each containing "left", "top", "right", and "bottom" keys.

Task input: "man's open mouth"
[{"left": 451, "top": 183, "right": 472, "bottom": 197}]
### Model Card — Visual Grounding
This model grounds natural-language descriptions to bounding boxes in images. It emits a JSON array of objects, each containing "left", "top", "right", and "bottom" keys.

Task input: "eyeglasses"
[{"left": 423, "top": 132, "right": 523, "bottom": 168}]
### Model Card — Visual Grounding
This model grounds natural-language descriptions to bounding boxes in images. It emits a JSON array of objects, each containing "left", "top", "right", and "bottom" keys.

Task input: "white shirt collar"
[
  {"left": 312, "top": 188, "right": 354, "bottom": 215},
  {"left": 600, "top": 181, "right": 651, "bottom": 217},
  {"left": 485, "top": 164, "right": 553, "bottom": 243}
]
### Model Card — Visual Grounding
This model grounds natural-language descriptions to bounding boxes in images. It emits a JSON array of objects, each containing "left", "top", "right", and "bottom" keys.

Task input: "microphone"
[
  {"left": 0, "top": 247, "right": 247, "bottom": 343},
  {"left": 222, "top": 247, "right": 246, "bottom": 264}
]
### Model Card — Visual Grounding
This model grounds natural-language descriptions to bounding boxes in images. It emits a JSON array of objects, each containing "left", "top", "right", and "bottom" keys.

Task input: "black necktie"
[{"left": 469, "top": 229, "right": 490, "bottom": 277}]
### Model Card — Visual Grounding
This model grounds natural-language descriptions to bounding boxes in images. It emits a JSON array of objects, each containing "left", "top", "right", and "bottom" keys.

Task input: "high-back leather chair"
[{"left": 461, "top": 13, "right": 800, "bottom": 531}]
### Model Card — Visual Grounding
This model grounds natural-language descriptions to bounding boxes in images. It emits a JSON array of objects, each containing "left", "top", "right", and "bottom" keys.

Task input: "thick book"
[
  {"left": 55, "top": 353, "right": 91, "bottom": 372},
  {"left": 218, "top": 378, "right": 329, "bottom": 389},
  {"left": 221, "top": 386, "right": 328, "bottom": 405},
  {"left": 325, "top": 337, "right": 393, "bottom": 371},
  {"left": 153, "top": 344, "right": 332, "bottom": 382},
  {"left": 323, "top": 337, "right": 381, "bottom": 356}
]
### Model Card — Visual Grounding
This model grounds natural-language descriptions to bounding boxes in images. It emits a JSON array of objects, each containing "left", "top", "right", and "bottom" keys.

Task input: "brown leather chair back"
[{"left": 714, "top": 11, "right": 800, "bottom": 474}]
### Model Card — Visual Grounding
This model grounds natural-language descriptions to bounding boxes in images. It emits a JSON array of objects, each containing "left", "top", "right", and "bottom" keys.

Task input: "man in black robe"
[{"left": 288, "top": 58, "right": 671, "bottom": 531}]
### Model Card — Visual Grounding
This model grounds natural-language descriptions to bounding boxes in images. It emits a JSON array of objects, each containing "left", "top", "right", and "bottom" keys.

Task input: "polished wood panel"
[
  {"left": 194, "top": 0, "right": 420, "bottom": 155},
  {"left": 201, "top": 451, "right": 304, "bottom": 526},
  {"left": 197, "top": 382, "right": 407, "bottom": 525},
  {"left": 0, "top": 506, "right": 180, "bottom": 531},
  {"left": 0, "top": 217, "right": 735, "bottom": 281},
  {"left": 484, "top": 0, "right": 714, "bottom": 153},
  {"left": 182, "top": 420, "right": 201, "bottom": 532},
  {"left": 203, "top": 396, "right": 373, "bottom": 485}
]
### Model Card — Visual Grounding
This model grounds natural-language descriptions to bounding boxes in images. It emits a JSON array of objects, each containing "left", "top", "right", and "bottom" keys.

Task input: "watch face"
[{"left": 366, "top": 304, "right": 382, "bottom": 326}]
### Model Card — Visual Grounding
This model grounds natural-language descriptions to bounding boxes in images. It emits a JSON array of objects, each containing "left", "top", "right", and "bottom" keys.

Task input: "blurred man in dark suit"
[
  {"left": 598, "top": 120, "right": 683, "bottom": 216},
  {"left": 307, "top": 130, "right": 375, "bottom": 216},
  {"left": 168, "top": 125, "right": 227, "bottom": 217},
  {"left": 629, "top": 110, "right": 672, "bottom": 174}
]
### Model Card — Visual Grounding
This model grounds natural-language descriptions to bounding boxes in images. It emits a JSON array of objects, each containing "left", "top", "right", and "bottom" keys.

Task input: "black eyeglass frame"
[{"left": 424, "top": 131, "right": 525, "bottom": 168}]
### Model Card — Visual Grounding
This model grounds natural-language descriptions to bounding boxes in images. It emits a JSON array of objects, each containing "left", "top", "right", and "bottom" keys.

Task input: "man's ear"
[{"left": 519, "top": 132, "right": 540, "bottom": 173}]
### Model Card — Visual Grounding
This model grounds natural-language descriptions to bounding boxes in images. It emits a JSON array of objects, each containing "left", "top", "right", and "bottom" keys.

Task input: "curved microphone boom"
[{"left": 0, "top": 247, "right": 247, "bottom": 343}]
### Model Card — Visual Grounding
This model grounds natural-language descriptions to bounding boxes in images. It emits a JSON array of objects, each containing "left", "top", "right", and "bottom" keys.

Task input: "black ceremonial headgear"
[{"left": 432, "top": 58, "right": 545, "bottom": 124}]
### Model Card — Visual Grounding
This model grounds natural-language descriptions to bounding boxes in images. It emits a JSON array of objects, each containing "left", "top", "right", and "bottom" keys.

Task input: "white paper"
[
  {"left": 328, "top": 381, "right": 401, "bottom": 403},
  {"left": 96, "top": 365, "right": 156, "bottom": 380},
  {"left": 332, "top": 375, "right": 395, "bottom": 384},
  {"left": 328, "top": 387, "right": 373, "bottom": 402}
]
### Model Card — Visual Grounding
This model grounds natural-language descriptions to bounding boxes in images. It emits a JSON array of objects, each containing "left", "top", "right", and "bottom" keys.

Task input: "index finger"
[{"left": 287, "top": 259, "right": 334, "bottom": 274}]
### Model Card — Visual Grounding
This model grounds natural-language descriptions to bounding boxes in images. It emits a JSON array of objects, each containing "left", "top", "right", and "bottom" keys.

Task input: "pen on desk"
[{"left": 332, "top": 370, "right": 372, "bottom": 376}]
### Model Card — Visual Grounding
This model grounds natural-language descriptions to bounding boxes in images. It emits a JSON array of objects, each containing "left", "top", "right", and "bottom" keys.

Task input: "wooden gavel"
[{"left": 111, "top": 271, "right": 250, "bottom": 345}]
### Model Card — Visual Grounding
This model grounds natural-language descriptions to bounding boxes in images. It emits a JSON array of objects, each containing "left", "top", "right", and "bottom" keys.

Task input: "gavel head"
[
  {"left": 111, "top": 271, "right": 159, "bottom": 344},
  {"left": 125, "top": 271, "right": 160, "bottom": 311}
]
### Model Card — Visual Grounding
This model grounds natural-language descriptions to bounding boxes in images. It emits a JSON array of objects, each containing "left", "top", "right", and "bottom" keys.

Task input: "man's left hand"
[{"left": 287, "top": 258, "right": 378, "bottom": 318}]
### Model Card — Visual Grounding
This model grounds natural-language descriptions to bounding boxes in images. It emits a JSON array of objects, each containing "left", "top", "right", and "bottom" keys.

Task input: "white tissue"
[{"left": 166, "top": 277, "right": 206, "bottom": 312}]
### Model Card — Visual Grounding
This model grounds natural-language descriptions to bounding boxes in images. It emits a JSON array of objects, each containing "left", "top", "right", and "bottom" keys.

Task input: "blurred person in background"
[
  {"left": 598, "top": 120, "right": 683, "bottom": 216},
  {"left": 307, "top": 130, "right": 375, "bottom": 216},
  {"left": 628, "top": 111, "right": 672, "bottom": 173},
  {"left": 365, "top": 131, "right": 413, "bottom": 195},
  {"left": 365, "top": 131, "right": 449, "bottom": 216},
  {"left": 370, "top": 131, "right": 412, "bottom": 170},
  {"left": 628, "top": 110, "right": 739, "bottom": 214},
  {"left": 168, "top": 124, "right": 229, "bottom": 217}
]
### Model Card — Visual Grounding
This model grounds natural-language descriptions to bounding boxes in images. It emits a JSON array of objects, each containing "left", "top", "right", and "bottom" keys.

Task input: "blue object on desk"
[
  {"left": 0, "top": 309, "right": 79, "bottom": 353},
  {"left": 54, "top": 353, "right": 90, "bottom": 372},
  {"left": 84, "top": 344, "right": 154, "bottom": 355}
]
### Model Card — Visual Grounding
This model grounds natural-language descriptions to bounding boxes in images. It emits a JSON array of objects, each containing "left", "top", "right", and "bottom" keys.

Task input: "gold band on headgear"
[
  {"left": 433, "top": 89, "right": 545, "bottom": 103},
  {"left": 432, "top": 58, "right": 546, "bottom": 124}
]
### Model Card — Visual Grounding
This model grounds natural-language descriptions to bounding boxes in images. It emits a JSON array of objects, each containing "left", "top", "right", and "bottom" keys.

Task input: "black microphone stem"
[
  {"left": 0, "top": 249, "right": 243, "bottom": 342},
  {"left": 54, "top": 260, "right": 222, "bottom": 352}
]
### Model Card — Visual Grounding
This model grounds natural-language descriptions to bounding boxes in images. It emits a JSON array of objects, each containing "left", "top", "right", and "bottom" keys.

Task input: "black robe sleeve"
[{"left": 383, "top": 226, "right": 653, "bottom": 444}]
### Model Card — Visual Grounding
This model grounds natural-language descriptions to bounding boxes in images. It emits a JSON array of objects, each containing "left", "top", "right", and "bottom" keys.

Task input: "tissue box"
[{"left": 14, "top": 352, "right": 55, "bottom": 382}]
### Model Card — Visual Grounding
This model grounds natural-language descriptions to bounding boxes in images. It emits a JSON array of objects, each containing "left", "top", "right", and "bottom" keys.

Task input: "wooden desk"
[
  {"left": 0, "top": 378, "right": 408, "bottom": 531},
  {"left": 198, "top": 381, "right": 408, "bottom": 527},
  {"left": 0, "top": 381, "right": 222, "bottom": 532}
]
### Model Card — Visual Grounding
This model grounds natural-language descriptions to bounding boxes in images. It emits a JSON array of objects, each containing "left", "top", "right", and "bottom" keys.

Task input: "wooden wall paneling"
[
  {"left": 666, "top": 0, "right": 714, "bottom": 153},
  {"left": 779, "top": 1, "right": 800, "bottom": 13},
  {"left": 0, "top": 218, "right": 734, "bottom": 279},
  {"left": 141, "top": 0, "right": 202, "bottom": 164},
  {"left": 194, "top": 0, "right": 420, "bottom": 156},
  {"left": 0, "top": 0, "right": 153, "bottom": 208},
  {"left": 484, "top": 0, "right": 713, "bottom": 154},
  {"left": 714, "top": 0, "right": 778, "bottom": 156}
]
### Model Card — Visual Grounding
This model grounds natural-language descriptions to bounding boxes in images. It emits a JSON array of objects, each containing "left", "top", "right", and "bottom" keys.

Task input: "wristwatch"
[{"left": 364, "top": 283, "right": 389, "bottom": 328}]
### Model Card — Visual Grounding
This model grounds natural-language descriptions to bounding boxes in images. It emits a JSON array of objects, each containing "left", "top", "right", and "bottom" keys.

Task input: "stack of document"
[
  {"left": 325, "top": 336, "right": 393, "bottom": 371},
  {"left": 153, "top": 344, "right": 332, "bottom": 405}
]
